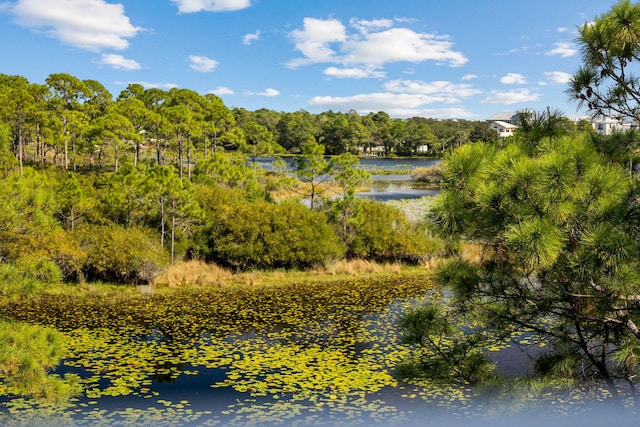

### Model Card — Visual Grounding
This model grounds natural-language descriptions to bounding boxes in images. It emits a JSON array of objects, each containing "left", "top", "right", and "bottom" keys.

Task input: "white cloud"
[
  {"left": 384, "top": 79, "right": 481, "bottom": 97},
  {"left": 309, "top": 92, "right": 455, "bottom": 110},
  {"left": 500, "top": 73, "right": 527, "bottom": 85},
  {"left": 544, "top": 71, "right": 572, "bottom": 84},
  {"left": 308, "top": 93, "right": 475, "bottom": 118},
  {"left": 556, "top": 27, "right": 569, "bottom": 33},
  {"left": 546, "top": 42, "right": 577, "bottom": 57},
  {"left": 324, "top": 67, "right": 385, "bottom": 79},
  {"left": 189, "top": 55, "right": 218, "bottom": 72},
  {"left": 287, "top": 18, "right": 347, "bottom": 67},
  {"left": 462, "top": 74, "right": 478, "bottom": 81},
  {"left": 242, "top": 31, "right": 260, "bottom": 45},
  {"left": 348, "top": 18, "right": 394, "bottom": 34},
  {"left": 481, "top": 88, "right": 540, "bottom": 105},
  {"left": 10, "top": 0, "right": 141, "bottom": 51},
  {"left": 344, "top": 28, "right": 467, "bottom": 67},
  {"left": 246, "top": 88, "right": 280, "bottom": 97},
  {"left": 171, "top": 0, "right": 251, "bottom": 13},
  {"left": 287, "top": 17, "right": 467, "bottom": 70},
  {"left": 260, "top": 88, "right": 280, "bottom": 97},
  {"left": 98, "top": 54, "right": 141, "bottom": 70},
  {"left": 210, "top": 87, "right": 235, "bottom": 95},
  {"left": 130, "top": 81, "right": 178, "bottom": 90}
]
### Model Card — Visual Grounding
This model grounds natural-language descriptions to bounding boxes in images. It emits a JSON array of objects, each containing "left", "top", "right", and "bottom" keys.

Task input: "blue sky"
[{"left": 0, "top": 0, "right": 618, "bottom": 119}]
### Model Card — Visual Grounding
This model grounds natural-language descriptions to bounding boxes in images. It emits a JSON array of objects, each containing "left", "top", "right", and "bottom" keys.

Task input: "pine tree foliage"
[{"left": 429, "top": 126, "right": 640, "bottom": 396}]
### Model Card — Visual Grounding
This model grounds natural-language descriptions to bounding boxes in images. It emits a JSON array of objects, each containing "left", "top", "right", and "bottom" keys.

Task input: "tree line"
[{"left": 0, "top": 72, "right": 504, "bottom": 177}]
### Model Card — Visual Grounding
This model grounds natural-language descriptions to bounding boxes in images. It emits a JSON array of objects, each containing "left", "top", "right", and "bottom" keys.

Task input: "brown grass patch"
[
  {"left": 317, "top": 259, "right": 406, "bottom": 276},
  {"left": 152, "top": 260, "right": 234, "bottom": 287},
  {"left": 151, "top": 258, "right": 432, "bottom": 289},
  {"left": 460, "top": 243, "right": 483, "bottom": 264}
]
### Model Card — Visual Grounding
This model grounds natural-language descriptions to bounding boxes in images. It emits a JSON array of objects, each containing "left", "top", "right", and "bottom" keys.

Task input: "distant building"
[
  {"left": 589, "top": 115, "right": 637, "bottom": 135},
  {"left": 488, "top": 111, "right": 639, "bottom": 137},
  {"left": 486, "top": 112, "right": 519, "bottom": 125},
  {"left": 490, "top": 121, "right": 518, "bottom": 138},
  {"left": 486, "top": 111, "right": 520, "bottom": 138}
]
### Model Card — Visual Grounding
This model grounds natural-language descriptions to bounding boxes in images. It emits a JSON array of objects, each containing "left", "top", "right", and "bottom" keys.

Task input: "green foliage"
[
  {"left": 590, "top": 128, "right": 640, "bottom": 170},
  {"left": 199, "top": 197, "right": 344, "bottom": 270},
  {"left": 335, "top": 199, "right": 440, "bottom": 263},
  {"left": 0, "top": 168, "right": 60, "bottom": 262},
  {"left": 330, "top": 152, "right": 371, "bottom": 199},
  {"left": 429, "top": 131, "right": 640, "bottom": 395},
  {"left": 398, "top": 303, "right": 496, "bottom": 385},
  {"left": 567, "top": 0, "right": 640, "bottom": 122},
  {"left": 54, "top": 172, "right": 93, "bottom": 229},
  {"left": 75, "top": 224, "right": 168, "bottom": 284},
  {"left": 99, "top": 164, "right": 150, "bottom": 227},
  {"left": 0, "top": 320, "right": 80, "bottom": 403},
  {"left": 410, "top": 165, "right": 443, "bottom": 184},
  {"left": 293, "top": 139, "right": 332, "bottom": 210},
  {"left": 0, "top": 123, "right": 18, "bottom": 176},
  {"left": 434, "top": 259, "right": 481, "bottom": 307},
  {"left": 194, "top": 151, "right": 251, "bottom": 186},
  {"left": 0, "top": 259, "right": 60, "bottom": 298}
]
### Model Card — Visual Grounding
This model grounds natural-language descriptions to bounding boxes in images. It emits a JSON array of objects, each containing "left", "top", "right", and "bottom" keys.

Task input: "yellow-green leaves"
[{"left": 505, "top": 218, "right": 565, "bottom": 271}]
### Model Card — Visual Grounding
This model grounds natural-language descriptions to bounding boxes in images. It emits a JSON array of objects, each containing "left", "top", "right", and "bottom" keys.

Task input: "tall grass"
[
  {"left": 152, "top": 260, "right": 234, "bottom": 287},
  {"left": 151, "top": 259, "right": 428, "bottom": 289}
]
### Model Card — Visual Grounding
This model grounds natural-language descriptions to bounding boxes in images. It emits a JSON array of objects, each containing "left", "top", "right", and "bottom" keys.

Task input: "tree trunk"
[
  {"left": 178, "top": 135, "right": 183, "bottom": 179},
  {"left": 72, "top": 139, "right": 77, "bottom": 172},
  {"left": 160, "top": 200, "right": 165, "bottom": 248},
  {"left": 187, "top": 136, "right": 192, "bottom": 180},
  {"left": 114, "top": 143, "right": 119, "bottom": 173},
  {"left": 171, "top": 201, "right": 176, "bottom": 264},
  {"left": 17, "top": 124, "right": 24, "bottom": 174}
]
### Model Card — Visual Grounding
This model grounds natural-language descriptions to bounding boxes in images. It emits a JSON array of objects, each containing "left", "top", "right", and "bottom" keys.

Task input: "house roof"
[
  {"left": 486, "top": 112, "right": 517, "bottom": 121},
  {"left": 492, "top": 120, "right": 518, "bottom": 129}
]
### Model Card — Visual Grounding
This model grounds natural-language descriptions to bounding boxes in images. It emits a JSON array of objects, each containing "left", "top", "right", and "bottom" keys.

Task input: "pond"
[
  {"left": 1, "top": 275, "right": 633, "bottom": 426},
  {"left": 258, "top": 156, "right": 440, "bottom": 202},
  {"left": 254, "top": 156, "right": 440, "bottom": 173},
  {"left": 356, "top": 181, "right": 440, "bottom": 202}
]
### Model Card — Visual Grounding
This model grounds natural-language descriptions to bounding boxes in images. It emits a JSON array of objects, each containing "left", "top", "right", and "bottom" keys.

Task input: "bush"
[
  {"left": 0, "top": 320, "right": 80, "bottom": 403},
  {"left": 0, "top": 258, "right": 62, "bottom": 298},
  {"left": 198, "top": 198, "right": 345, "bottom": 271},
  {"left": 333, "top": 199, "right": 442, "bottom": 263},
  {"left": 410, "top": 165, "right": 443, "bottom": 184},
  {"left": 75, "top": 224, "right": 168, "bottom": 284}
]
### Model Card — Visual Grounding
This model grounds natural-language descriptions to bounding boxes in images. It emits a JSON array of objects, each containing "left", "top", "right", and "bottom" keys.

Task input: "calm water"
[
  {"left": 256, "top": 156, "right": 440, "bottom": 201},
  {"left": 357, "top": 182, "right": 440, "bottom": 201},
  {"left": 254, "top": 156, "right": 440, "bottom": 173},
  {"left": 36, "top": 309, "right": 629, "bottom": 427}
]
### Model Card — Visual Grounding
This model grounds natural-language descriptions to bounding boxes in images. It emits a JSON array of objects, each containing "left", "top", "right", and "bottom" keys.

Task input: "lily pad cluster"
[{"left": 1, "top": 273, "right": 631, "bottom": 426}]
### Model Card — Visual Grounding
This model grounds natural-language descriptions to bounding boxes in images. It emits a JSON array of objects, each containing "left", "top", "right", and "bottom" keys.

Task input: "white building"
[
  {"left": 590, "top": 115, "right": 636, "bottom": 135},
  {"left": 486, "top": 112, "right": 520, "bottom": 138},
  {"left": 489, "top": 112, "right": 638, "bottom": 137},
  {"left": 490, "top": 121, "right": 518, "bottom": 138}
]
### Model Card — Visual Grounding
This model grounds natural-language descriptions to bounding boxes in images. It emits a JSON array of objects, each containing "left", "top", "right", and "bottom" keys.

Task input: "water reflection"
[
  {"left": 357, "top": 181, "right": 439, "bottom": 201},
  {"left": 254, "top": 156, "right": 440, "bottom": 172}
]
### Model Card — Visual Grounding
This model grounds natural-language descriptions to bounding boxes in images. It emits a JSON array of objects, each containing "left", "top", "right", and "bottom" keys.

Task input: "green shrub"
[
  {"left": 333, "top": 199, "right": 442, "bottom": 263},
  {"left": 0, "top": 258, "right": 62, "bottom": 298},
  {"left": 0, "top": 320, "right": 80, "bottom": 403},
  {"left": 410, "top": 165, "right": 443, "bottom": 184},
  {"left": 75, "top": 224, "right": 168, "bottom": 284},
  {"left": 199, "top": 198, "right": 345, "bottom": 271}
]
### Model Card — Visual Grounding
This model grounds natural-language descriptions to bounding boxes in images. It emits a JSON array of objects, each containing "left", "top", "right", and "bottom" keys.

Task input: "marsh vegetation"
[{"left": 3, "top": 2, "right": 640, "bottom": 424}]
